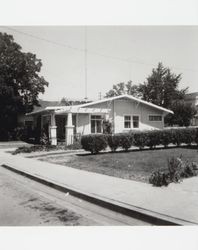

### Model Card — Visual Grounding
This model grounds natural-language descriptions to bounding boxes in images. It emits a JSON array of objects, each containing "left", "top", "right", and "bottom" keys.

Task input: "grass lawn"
[{"left": 39, "top": 146, "right": 198, "bottom": 183}]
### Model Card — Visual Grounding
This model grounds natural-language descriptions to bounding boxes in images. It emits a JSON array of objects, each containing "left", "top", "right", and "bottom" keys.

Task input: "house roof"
[
  {"left": 79, "top": 94, "right": 174, "bottom": 114},
  {"left": 27, "top": 94, "right": 173, "bottom": 115}
]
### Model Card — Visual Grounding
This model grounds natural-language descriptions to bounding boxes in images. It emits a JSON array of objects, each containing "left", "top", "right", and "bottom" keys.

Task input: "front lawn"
[{"left": 39, "top": 146, "right": 198, "bottom": 183}]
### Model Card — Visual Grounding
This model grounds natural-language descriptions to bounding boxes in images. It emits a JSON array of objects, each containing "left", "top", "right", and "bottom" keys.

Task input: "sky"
[{"left": 0, "top": 26, "right": 198, "bottom": 101}]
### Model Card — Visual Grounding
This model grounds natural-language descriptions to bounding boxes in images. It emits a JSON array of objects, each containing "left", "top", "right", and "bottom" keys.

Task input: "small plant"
[
  {"left": 167, "top": 156, "right": 184, "bottom": 183},
  {"left": 149, "top": 171, "right": 170, "bottom": 187},
  {"left": 40, "top": 131, "right": 49, "bottom": 145},
  {"left": 181, "top": 162, "right": 198, "bottom": 178}
]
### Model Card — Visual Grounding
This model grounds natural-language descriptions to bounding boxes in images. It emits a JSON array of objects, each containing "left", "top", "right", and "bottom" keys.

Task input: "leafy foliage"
[
  {"left": 0, "top": 32, "right": 48, "bottom": 139},
  {"left": 149, "top": 156, "right": 198, "bottom": 187},
  {"left": 81, "top": 134, "right": 108, "bottom": 154},
  {"left": 105, "top": 81, "right": 142, "bottom": 98},
  {"left": 138, "top": 62, "right": 187, "bottom": 108},
  {"left": 149, "top": 171, "right": 170, "bottom": 187},
  {"left": 165, "top": 101, "right": 197, "bottom": 127}
]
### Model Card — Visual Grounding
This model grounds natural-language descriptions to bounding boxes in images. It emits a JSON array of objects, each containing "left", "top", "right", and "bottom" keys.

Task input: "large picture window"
[{"left": 91, "top": 115, "right": 102, "bottom": 133}]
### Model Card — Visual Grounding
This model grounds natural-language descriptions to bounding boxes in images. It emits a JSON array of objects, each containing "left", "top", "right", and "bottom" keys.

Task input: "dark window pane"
[
  {"left": 133, "top": 116, "right": 139, "bottom": 128},
  {"left": 91, "top": 120, "right": 95, "bottom": 133}
]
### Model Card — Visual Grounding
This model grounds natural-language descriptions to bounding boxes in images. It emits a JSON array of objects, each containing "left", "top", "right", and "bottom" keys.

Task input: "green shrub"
[
  {"left": 181, "top": 162, "right": 198, "bottom": 178},
  {"left": 171, "top": 129, "right": 184, "bottom": 146},
  {"left": 195, "top": 128, "right": 198, "bottom": 146},
  {"left": 81, "top": 134, "right": 108, "bottom": 154},
  {"left": 146, "top": 130, "right": 160, "bottom": 149},
  {"left": 149, "top": 171, "right": 170, "bottom": 187},
  {"left": 107, "top": 134, "right": 121, "bottom": 152},
  {"left": 167, "top": 156, "right": 184, "bottom": 183},
  {"left": 133, "top": 132, "right": 148, "bottom": 149},
  {"left": 159, "top": 129, "right": 173, "bottom": 148},
  {"left": 119, "top": 133, "right": 132, "bottom": 151},
  {"left": 181, "top": 128, "right": 196, "bottom": 146}
]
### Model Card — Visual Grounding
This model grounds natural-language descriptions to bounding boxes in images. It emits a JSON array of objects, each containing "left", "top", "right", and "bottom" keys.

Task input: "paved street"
[{"left": 0, "top": 166, "right": 150, "bottom": 226}]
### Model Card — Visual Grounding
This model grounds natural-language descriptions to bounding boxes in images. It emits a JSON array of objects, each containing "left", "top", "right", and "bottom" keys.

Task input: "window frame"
[
  {"left": 124, "top": 115, "right": 131, "bottom": 129},
  {"left": 90, "top": 115, "right": 103, "bottom": 134},
  {"left": 124, "top": 114, "right": 140, "bottom": 129},
  {"left": 148, "top": 115, "right": 163, "bottom": 122}
]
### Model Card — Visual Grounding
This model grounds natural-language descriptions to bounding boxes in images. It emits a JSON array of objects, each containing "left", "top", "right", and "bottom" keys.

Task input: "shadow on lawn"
[{"left": 76, "top": 145, "right": 184, "bottom": 157}]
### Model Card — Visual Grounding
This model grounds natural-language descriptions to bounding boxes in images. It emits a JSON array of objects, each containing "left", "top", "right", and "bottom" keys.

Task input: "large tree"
[
  {"left": 105, "top": 63, "right": 196, "bottom": 127},
  {"left": 165, "top": 101, "right": 197, "bottom": 127},
  {"left": 105, "top": 81, "right": 141, "bottom": 98},
  {"left": 0, "top": 32, "right": 48, "bottom": 137},
  {"left": 138, "top": 62, "right": 188, "bottom": 108}
]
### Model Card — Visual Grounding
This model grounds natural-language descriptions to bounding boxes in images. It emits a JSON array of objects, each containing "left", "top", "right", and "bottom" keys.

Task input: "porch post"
[
  {"left": 49, "top": 112, "right": 57, "bottom": 145},
  {"left": 65, "top": 112, "right": 74, "bottom": 146}
]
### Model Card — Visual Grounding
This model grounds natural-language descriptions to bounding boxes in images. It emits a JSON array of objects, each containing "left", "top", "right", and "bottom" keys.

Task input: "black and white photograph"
[
  {"left": 0, "top": 1, "right": 198, "bottom": 249},
  {"left": 0, "top": 25, "right": 198, "bottom": 226}
]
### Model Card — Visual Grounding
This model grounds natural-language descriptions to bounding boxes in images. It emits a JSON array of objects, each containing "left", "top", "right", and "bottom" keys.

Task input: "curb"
[{"left": 1, "top": 164, "right": 197, "bottom": 226}]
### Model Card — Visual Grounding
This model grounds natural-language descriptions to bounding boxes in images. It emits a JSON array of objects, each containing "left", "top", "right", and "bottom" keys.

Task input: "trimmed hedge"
[
  {"left": 81, "top": 134, "right": 108, "bottom": 154},
  {"left": 81, "top": 127, "right": 198, "bottom": 154}
]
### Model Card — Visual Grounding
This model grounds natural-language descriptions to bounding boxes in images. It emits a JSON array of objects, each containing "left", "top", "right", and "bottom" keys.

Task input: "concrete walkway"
[{"left": 1, "top": 149, "right": 198, "bottom": 225}]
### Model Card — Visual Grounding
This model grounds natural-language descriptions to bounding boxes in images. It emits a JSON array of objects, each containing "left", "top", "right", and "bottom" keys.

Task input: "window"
[
  {"left": 124, "top": 116, "right": 131, "bottom": 128},
  {"left": 133, "top": 116, "right": 139, "bottom": 128},
  {"left": 149, "top": 115, "right": 162, "bottom": 121},
  {"left": 124, "top": 115, "right": 139, "bottom": 129},
  {"left": 91, "top": 115, "right": 102, "bottom": 133}
]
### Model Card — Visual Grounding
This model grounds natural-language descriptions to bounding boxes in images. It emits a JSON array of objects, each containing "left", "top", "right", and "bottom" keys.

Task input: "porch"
[{"left": 27, "top": 106, "right": 110, "bottom": 145}]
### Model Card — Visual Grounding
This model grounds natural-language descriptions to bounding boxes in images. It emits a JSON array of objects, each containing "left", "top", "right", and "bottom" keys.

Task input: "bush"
[
  {"left": 195, "top": 128, "right": 198, "bottom": 146},
  {"left": 181, "top": 162, "right": 198, "bottom": 178},
  {"left": 159, "top": 129, "right": 173, "bottom": 148},
  {"left": 107, "top": 134, "right": 121, "bottom": 152},
  {"left": 149, "top": 171, "right": 170, "bottom": 187},
  {"left": 81, "top": 134, "right": 108, "bottom": 154},
  {"left": 119, "top": 133, "right": 132, "bottom": 151},
  {"left": 149, "top": 156, "right": 198, "bottom": 187},
  {"left": 171, "top": 128, "right": 196, "bottom": 146},
  {"left": 167, "top": 156, "right": 184, "bottom": 183},
  {"left": 133, "top": 132, "right": 148, "bottom": 149},
  {"left": 146, "top": 130, "right": 161, "bottom": 149}
]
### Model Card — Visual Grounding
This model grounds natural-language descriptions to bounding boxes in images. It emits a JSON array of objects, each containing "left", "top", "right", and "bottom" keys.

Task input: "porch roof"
[
  {"left": 26, "top": 105, "right": 110, "bottom": 116},
  {"left": 55, "top": 106, "right": 110, "bottom": 114}
]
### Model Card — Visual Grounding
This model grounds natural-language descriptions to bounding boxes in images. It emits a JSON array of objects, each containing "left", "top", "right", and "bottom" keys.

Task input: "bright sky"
[{"left": 0, "top": 26, "right": 198, "bottom": 101}]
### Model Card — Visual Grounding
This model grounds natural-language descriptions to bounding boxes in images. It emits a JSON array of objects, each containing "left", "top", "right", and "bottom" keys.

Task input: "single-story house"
[{"left": 26, "top": 94, "right": 173, "bottom": 145}]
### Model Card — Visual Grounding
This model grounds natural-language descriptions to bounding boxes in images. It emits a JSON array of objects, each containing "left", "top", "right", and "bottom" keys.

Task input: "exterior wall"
[
  {"left": 84, "top": 97, "right": 164, "bottom": 134},
  {"left": 76, "top": 113, "right": 90, "bottom": 135}
]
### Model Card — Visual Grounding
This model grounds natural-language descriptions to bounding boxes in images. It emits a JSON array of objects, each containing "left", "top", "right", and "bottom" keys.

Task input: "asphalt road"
[{"left": 0, "top": 165, "right": 152, "bottom": 226}]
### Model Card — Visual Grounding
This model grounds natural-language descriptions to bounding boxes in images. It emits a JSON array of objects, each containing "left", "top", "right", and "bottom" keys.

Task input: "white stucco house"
[{"left": 26, "top": 94, "right": 173, "bottom": 145}]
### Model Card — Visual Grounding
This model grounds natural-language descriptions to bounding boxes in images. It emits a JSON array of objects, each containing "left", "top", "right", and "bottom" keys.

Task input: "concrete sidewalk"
[{"left": 1, "top": 149, "right": 198, "bottom": 225}]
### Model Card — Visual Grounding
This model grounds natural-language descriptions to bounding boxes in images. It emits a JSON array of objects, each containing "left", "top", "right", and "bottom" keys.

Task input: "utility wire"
[{"left": 1, "top": 26, "right": 198, "bottom": 73}]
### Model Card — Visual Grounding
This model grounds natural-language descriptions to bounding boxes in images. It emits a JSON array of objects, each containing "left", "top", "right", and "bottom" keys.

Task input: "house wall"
[
  {"left": 76, "top": 113, "right": 90, "bottom": 135},
  {"left": 84, "top": 97, "right": 164, "bottom": 133}
]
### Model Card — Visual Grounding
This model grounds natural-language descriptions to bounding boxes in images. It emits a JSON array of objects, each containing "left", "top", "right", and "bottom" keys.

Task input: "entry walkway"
[{"left": 1, "top": 149, "right": 198, "bottom": 225}]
